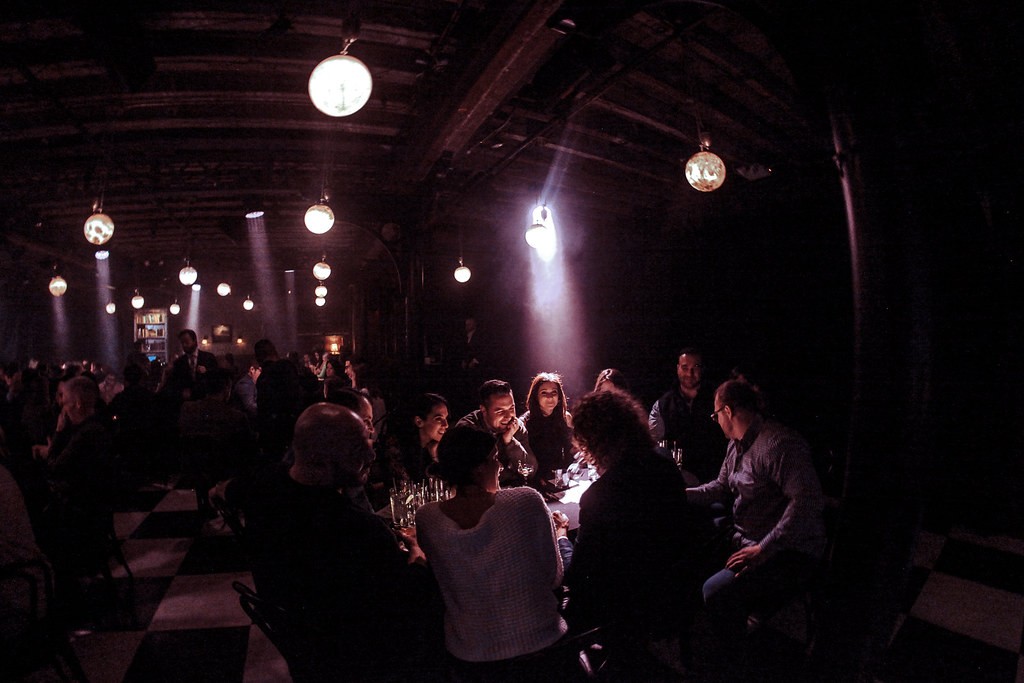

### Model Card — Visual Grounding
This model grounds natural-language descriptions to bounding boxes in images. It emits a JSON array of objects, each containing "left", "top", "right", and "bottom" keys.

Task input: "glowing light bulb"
[
  {"left": 313, "top": 260, "right": 332, "bottom": 281},
  {"left": 305, "top": 202, "right": 335, "bottom": 234},
  {"left": 314, "top": 284, "right": 328, "bottom": 298},
  {"left": 217, "top": 282, "right": 231, "bottom": 296},
  {"left": 169, "top": 302, "right": 181, "bottom": 315},
  {"left": 308, "top": 54, "right": 373, "bottom": 117},
  {"left": 315, "top": 296, "right": 326, "bottom": 307},
  {"left": 243, "top": 297, "right": 254, "bottom": 311},
  {"left": 105, "top": 302, "right": 116, "bottom": 314},
  {"left": 83, "top": 212, "right": 114, "bottom": 245},
  {"left": 685, "top": 150, "right": 726, "bottom": 192},
  {"left": 179, "top": 265, "right": 198, "bottom": 286},
  {"left": 48, "top": 275, "right": 67, "bottom": 297},
  {"left": 131, "top": 293, "right": 145, "bottom": 309}
]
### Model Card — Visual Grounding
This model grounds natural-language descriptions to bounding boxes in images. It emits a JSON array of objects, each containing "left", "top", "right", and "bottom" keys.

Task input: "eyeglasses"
[{"left": 710, "top": 407, "right": 727, "bottom": 422}]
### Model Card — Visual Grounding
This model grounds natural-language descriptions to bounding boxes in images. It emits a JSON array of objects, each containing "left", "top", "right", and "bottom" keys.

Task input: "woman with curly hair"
[{"left": 562, "top": 389, "right": 709, "bottom": 646}]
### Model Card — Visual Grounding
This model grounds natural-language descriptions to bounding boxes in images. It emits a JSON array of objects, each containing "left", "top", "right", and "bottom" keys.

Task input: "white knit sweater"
[{"left": 416, "top": 487, "right": 567, "bottom": 661}]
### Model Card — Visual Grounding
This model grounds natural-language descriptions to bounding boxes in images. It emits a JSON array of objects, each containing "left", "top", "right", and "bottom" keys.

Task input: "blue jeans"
[{"left": 702, "top": 549, "right": 818, "bottom": 652}]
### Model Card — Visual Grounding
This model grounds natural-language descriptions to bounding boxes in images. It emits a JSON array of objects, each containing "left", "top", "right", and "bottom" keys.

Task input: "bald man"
[{"left": 220, "top": 403, "right": 438, "bottom": 680}]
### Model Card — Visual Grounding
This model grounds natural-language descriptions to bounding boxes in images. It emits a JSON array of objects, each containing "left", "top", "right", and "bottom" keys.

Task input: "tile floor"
[{"left": 51, "top": 478, "right": 1024, "bottom": 682}]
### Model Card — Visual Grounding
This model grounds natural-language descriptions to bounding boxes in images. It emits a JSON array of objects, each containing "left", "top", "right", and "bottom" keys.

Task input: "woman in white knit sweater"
[{"left": 415, "top": 426, "right": 567, "bottom": 675}]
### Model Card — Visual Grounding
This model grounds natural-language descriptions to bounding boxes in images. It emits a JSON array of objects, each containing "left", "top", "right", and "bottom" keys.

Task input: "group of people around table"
[{"left": 209, "top": 346, "right": 828, "bottom": 682}]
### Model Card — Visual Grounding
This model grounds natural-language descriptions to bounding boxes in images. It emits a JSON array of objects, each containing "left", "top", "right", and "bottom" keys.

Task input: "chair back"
[
  {"left": 1, "top": 559, "right": 88, "bottom": 682},
  {"left": 232, "top": 581, "right": 337, "bottom": 683}
]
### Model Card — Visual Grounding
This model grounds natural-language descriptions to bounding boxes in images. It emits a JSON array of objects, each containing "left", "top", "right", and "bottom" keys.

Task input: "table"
[{"left": 545, "top": 479, "right": 592, "bottom": 531}]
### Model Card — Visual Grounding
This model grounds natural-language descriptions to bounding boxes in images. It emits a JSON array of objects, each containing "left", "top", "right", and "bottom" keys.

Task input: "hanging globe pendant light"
[
  {"left": 313, "top": 258, "right": 332, "bottom": 281},
  {"left": 305, "top": 200, "right": 335, "bottom": 234},
  {"left": 454, "top": 257, "right": 471, "bottom": 283},
  {"left": 84, "top": 203, "right": 114, "bottom": 246},
  {"left": 179, "top": 260, "right": 198, "bottom": 286},
  {"left": 308, "top": 18, "right": 372, "bottom": 117},
  {"left": 49, "top": 274, "right": 68, "bottom": 297},
  {"left": 684, "top": 132, "right": 726, "bottom": 192}
]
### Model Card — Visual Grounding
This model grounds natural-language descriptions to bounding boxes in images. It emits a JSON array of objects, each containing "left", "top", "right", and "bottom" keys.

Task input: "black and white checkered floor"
[{"left": 59, "top": 478, "right": 1024, "bottom": 682}]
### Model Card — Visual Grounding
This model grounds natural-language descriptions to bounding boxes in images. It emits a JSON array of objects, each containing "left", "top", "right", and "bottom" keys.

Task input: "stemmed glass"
[{"left": 517, "top": 460, "right": 534, "bottom": 481}]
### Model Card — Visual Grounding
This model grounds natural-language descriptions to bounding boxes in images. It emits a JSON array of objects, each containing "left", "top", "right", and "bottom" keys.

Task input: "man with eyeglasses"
[
  {"left": 648, "top": 347, "right": 725, "bottom": 482},
  {"left": 686, "top": 379, "right": 826, "bottom": 675}
]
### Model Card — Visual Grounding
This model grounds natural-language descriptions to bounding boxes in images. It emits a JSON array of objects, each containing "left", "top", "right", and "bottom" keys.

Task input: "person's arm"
[
  {"left": 649, "top": 400, "right": 665, "bottom": 441},
  {"left": 754, "top": 437, "right": 825, "bottom": 557},
  {"left": 685, "top": 449, "right": 733, "bottom": 506},
  {"left": 553, "top": 510, "right": 573, "bottom": 571}
]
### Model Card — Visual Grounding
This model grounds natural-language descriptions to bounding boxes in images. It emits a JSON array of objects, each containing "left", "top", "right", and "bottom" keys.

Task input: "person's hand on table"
[
  {"left": 725, "top": 544, "right": 762, "bottom": 577},
  {"left": 552, "top": 511, "right": 570, "bottom": 539}
]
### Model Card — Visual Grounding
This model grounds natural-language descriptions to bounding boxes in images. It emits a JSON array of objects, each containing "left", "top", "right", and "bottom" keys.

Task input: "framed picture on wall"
[{"left": 212, "top": 324, "right": 232, "bottom": 343}]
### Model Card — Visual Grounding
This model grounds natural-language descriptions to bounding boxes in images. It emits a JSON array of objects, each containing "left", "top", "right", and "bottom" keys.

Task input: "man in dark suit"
[{"left": 170, "top": 328, "right": 218, "bottom": 401}]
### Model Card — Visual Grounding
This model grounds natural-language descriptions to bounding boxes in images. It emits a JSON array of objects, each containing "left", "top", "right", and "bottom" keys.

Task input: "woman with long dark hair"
[{"left": 521, "top": 372, "right": 574, "bottom": 483}]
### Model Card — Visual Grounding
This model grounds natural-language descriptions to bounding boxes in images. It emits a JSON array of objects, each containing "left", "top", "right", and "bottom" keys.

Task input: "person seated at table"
[
  {"left": 415, "top": 426, "right": 568, "bottom": 678},
  {"left": 383, "top": 392, "right": 449, "bottom": 484},
  {"left": 218, "top": 403, "right": 439, "bottom": 681},
  {"left": 455, "top": 380, "right": 538, "bottom": 487},
  {"left": 686, "top": 379, "right": 825, "bottom": 675},
  {"left": 520, "top": 372, "right": 574, "bottom": 486},
  {"left": 592, "top": 368, "right": 629, "bottom": 394},
  {"left": 562, "top": 389, "right": 710, "bottom": 655}
]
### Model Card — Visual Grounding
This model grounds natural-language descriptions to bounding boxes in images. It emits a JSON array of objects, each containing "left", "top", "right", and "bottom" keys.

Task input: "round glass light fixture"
[
  {"left": 526, "top": 204, "right": 555, "bottom": 249},
  {"left": 305, "top": 201, "right": 335, "bottom": 234},
  {"left": 83, "top": 212, "right": 114, "bottom": 246},
  {"left": 179, "top": 264, "right": 198, "bottom": 286},
  {"left": 217, "top": 282, "right": 231, "bottom": 297},
  {"left": 454, "top": 258, "right": 471, "bottom": 283},
  {"left": 105, "top": 302, "right": 116, "bottom": 314},
  {"left": 314, "top": 284, "right": 328, "bottom": 298},
  {"left": 313, "top": 260, "right": 332, "bottom": 281},
  {"left": 525, "top": 221, "right": 550, "bottom": 249},
  {"left": 192, "top": 283, "right": 202, "bottom": 292},
  {"left": 308, "top": 53, "right": 373, "bottom": 117},
  {"left": 95, "top": 250, "right": 110, "bottom": 260},
  {"left": 245, "top": 210, "right": 264, "bottom": 219},
  {"left": 49, "top": 275, "right": 67, "bottom": 297},
  {"left": 243, "top": 297, "right": 255, "bottom": 311},
  {"left": 131, "top": 291, "right": 145, "bottom": 309},
  {"left": 169, "top": 301, "right": 181, "bottom": 315},
  {"left": 685, "top": 150, "right": 726, "bottom": 192},
  {"left": 315, "top": 296, "right": 327, "bottom": 307}
]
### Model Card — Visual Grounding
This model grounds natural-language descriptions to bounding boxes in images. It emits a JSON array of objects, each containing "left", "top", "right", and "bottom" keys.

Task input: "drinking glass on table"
[{"left": 517, "top": 459, "right": 534, "bottom": 481}]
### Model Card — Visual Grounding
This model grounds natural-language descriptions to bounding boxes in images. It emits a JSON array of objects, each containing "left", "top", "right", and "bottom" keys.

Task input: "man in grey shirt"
[{"left": 687, "top": 379, "right": 825, "bottom": 669}]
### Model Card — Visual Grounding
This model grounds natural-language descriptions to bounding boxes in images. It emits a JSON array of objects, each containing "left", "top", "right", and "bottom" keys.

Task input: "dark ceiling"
[{"left": 0, "top": 0, "right": 833, "bottom": 315}]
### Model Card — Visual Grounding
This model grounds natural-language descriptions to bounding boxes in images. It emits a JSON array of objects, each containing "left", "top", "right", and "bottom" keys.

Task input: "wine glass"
[{"left": 517, "top": 460, "right": 534, "bottom": 481}]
